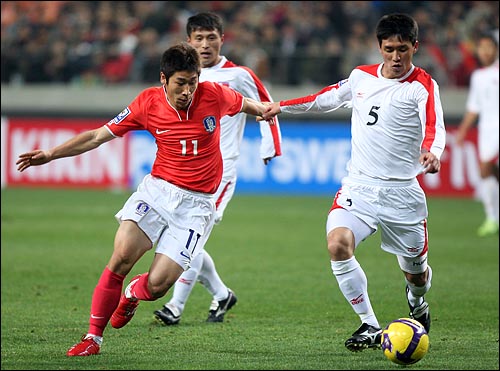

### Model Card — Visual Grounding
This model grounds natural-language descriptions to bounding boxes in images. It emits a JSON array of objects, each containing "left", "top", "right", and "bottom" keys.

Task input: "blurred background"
[
  {"left": 1, "top": 0, "right": 498, "bottom": 87},
  {"left": 1, "top": 1, "right": 498, "bottom": 196}
]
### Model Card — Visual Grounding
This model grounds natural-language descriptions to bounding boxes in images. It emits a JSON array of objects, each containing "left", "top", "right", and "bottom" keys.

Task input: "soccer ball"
[{"left": 381, "top": 318, "right": 429, "bottom": 365}]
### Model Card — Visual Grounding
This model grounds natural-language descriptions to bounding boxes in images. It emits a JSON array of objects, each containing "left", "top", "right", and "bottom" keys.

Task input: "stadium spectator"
[
  {"left": 261, "top": 13, "right": 445, "bottom": 351},
  {"left": 2, "top": 1, "right": 498, "bottom": 87},
  {"left": 153, "top": 12, "right": 282, "bottom": 326},
  {"left": 455, "top": 32, "right": 499, "bottom": 237},
  {"left": 16, "top": 42, "right": 270, "bottom": 356}
]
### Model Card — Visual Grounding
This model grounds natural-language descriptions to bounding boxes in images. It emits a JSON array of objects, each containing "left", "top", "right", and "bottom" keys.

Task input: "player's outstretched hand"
[
  {"left": 260, "top": 102, "right": 281, "bottom": 121},
  {"left": 16, "top": 150, "right": 51, "bottom": 172}
]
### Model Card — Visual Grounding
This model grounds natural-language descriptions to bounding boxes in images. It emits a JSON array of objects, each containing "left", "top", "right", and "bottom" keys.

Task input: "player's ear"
[
  {"left": 160, "top": 72, "right": 166, "bottom": 85},
  {"left": 413, "top": 40, "right": 419, "bottom": 54}
]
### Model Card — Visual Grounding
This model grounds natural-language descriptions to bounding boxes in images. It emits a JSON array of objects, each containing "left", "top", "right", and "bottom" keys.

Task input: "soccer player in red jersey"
[
  {"left": 17, "top": 42, "right": 270, "bottom": 356},
  {"left": 154, "top": 12, "right": 282, "bottom": 326},
  {"left": 262, "top": 13, "right": 445, "bottom": 352}
]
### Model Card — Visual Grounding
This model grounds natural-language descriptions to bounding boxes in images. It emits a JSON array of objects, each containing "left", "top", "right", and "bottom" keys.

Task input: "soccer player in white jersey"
[
  {"left": 455, "top": 32, "right": 499, "bottom": 237},
  {"left": 16, "top": 43, "right": 271, "bottom": 356},
  {"left": 154, "top": 12, "right": 282, "bottom": 326},
  {"left": 262, "top": 13, "right": 445, "bottom": 352}
]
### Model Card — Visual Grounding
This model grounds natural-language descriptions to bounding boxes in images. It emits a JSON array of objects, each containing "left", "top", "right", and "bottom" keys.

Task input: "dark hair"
[
  {"left": 477, "top": 32, "right": 499, "bottom": 48},
  {"left": 375, "top": 13, "right": 418, "bottom": 47},
  {"left": 160, "top": 42, "right": 201, "bottom": 81},
  {"left": 186, "top": 12, "right": 224, "bottom": 36}
]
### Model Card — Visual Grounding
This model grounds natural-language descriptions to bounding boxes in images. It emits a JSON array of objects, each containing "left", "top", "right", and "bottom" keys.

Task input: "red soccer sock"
[
  {"left": 129, "top": 273, "right": 154, "bottom": 301},
  {"left": 88, "top": 266, "right": 125, "bottom": 336}
]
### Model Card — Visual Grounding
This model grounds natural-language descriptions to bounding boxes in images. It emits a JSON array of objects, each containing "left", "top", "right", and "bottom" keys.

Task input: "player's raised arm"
[
  {"left": 16, "top": 125, "right": 114, "bottom": 172},
  {"left": 241, "top": 97, "right": 268, "bottom": 119}
]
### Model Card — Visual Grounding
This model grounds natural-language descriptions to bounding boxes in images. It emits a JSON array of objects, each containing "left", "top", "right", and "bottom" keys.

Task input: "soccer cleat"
[
  {"left": 110, "top": 294, "right": 139, "bottom": 328},
  {"left": 477, "top": 219, "right": 499, "bottom": 237},
  {"left": 66, "top": 335, "right": 101, "bottom": 356},
  {"left": 154, "top": 303, "right": 182, "bottom": 326},
  {"left": 409, "top": 300, "right": 431, "bottom": 334},
  {"left": 206, "top": 289, "right": 237, "bottom": 323},
  {"left": 344, "top": 323, "right": 382, "bottom": 352},
  {"left": 110, "top": 275, "right": 141, "bottom": 329},
  {"left": 406, "top": 285, "right": 431, "bottom": 333}
]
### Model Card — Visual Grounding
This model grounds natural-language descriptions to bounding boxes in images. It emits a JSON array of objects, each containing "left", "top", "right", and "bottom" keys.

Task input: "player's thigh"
[
  {"left": 116, "top": 199, "right": 166, "bottom": 243},
  {"left": 326, "top": 208, "right": 374, "bottom": 249},
  {"left": 397, "top": 252, "right": 428, "bottom": 275},
  {"left": 155, "top": 191, "right": 216, "bottom": 271},
  {"left": 156, "top": 219, "right": 214, "bottom": 271},
  {"left": 114, "top": 220, "right": 153, "bottom": 255},
  {"left": 478, "top": 126, "right": 499, "bottom": 163},
  {"left": 379, "top": 220, "right": 427, "bottom": 260},
  {"left": 326, "top": 183, "right": 378, "bottom": 248},
  {"left": 378, "top": 183, "right": 428, "bottom": 254},
  {"left": 148, "top": 252, "right": 185, "bottom": 291}
]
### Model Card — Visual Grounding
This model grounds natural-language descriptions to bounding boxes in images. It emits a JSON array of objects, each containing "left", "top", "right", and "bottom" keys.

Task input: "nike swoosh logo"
[
  {"left": 90, "top": 314, "right": 105, "bottom": 319},
  {"left": 125, "top": 277, "right": 141, "bottom": 298},
  {"left": 156, "top": 129, "right": 170, "bottom": 134},
  {"left": 215, "top": 308, "right": 226, "bottom": 317}
]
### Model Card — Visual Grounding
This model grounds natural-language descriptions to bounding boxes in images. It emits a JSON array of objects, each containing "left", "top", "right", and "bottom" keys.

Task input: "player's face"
[
  {"left": 379, "top": 36, "right": 418, "bottom": 79},
  {"left": 476, "top": 37, "right": 498, "bottom": 67},
  {"left": 188, "top": 29, "right": 223, "bottom": 68},
  {"left": 164, "top": 71, "right": 198, "bottom": 111}
]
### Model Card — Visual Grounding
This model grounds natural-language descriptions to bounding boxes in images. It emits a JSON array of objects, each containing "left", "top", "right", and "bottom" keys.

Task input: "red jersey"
[{"left": 105, "top": 81, "right": 244, "bottom": 194}]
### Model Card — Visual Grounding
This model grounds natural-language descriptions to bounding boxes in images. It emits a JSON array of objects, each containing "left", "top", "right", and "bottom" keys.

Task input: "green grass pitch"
[{"left": 1, "top": 188, "right": 498, "bottom": 370}]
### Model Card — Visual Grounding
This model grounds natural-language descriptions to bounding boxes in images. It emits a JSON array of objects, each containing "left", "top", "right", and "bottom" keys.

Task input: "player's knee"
[
  {"left": 148, "top": 280, "right": 173, "bottom": 299},
  {"left": 327, "top": 229, "right": 354, "bottom": 260},
  {"left": 147, "top": 270, "right": 181, "bottom": 298}
]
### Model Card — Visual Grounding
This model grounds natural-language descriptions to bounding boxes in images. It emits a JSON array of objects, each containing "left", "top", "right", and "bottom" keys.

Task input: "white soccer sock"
[
  {"left": 331, "top": 257, "right": 379, "bottom": 328},
  {"left": 480, "top": 176, "right": 499, "bottom": 222},
  {"left": 168, "top": 251, "right": 204, "bottom": 312},
  {"left": 85, "top": 334, "right": 102, "bottom": 345},
  {"left": 406, "top": 266, "right": 433, "bottom": 308},
  {"left": 198, "top": 250, "right": 228, "bottom": 302}
]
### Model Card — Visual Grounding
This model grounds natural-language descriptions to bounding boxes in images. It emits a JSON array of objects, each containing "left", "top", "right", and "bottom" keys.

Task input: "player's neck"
[{"left": 204, "top": 56, "right": 223, "bottom": 69}]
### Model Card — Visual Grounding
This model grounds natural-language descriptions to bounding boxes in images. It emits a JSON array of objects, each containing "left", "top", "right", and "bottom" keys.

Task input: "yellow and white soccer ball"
[{"left": 381, "top": 318, "right": 429, "bottom": 365}]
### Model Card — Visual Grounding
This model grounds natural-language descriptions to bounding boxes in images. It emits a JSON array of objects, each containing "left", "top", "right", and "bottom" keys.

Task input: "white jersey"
[
  {"left": 200, "top": 56, "right": 282, "bottom": 174},
  {"left": 280, "top": 63, "right": 446, "bottom": 181},
  {"left": 466, "top": 60, "right": 499, "bottom": 161}
]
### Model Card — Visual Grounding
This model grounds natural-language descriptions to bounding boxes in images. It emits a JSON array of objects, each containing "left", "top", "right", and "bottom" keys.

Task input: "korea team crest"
[{"left": 203, "top": 116, "right": 217, "bottom": 133}]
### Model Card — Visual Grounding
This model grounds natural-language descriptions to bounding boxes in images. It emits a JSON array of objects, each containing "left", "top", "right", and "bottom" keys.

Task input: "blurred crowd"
[{"left": 1, "top": 1, "right": 498, "bottom": 87}]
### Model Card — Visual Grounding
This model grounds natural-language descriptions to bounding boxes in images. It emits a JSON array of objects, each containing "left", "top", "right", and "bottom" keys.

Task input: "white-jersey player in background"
[
  {"left": 456, "top": 32, "right": 499, "bottom": 237},
  {"left": 262, "top": 13, "right": 445, "bottom": 352},
  {"left": 154, "top": 12, "right": 282, "bottom": 325}
]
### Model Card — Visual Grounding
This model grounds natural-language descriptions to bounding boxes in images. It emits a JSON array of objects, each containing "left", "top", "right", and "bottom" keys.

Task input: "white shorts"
[
  {"left": 115, "top": 174, "right": 216, "bottom": 270},
  {"left": 478, "top": 123, "right": 499, "bottom": 163},
  {"left": 213, "top": 164, "right": 237, "bottom": 224},
  {"left": 326, "top": 176, "right": 429, "bottom": 263}
]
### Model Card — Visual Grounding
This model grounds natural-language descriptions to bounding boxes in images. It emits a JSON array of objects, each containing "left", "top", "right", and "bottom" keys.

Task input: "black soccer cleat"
[
  {"left": 206, "top": 289, "right": 237, "bottom": 323},
  {"left": 409, "top": 301, "right": 431, "bottom": 333},
  {"left": 154, "top": 303, "right": 181, "bottom": 326},
  {"left": 407, "top": 286, "right": 431, "bottom": 333},
  {"left": 344, "top": 323, "right": 382, "bottom": 352}
]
